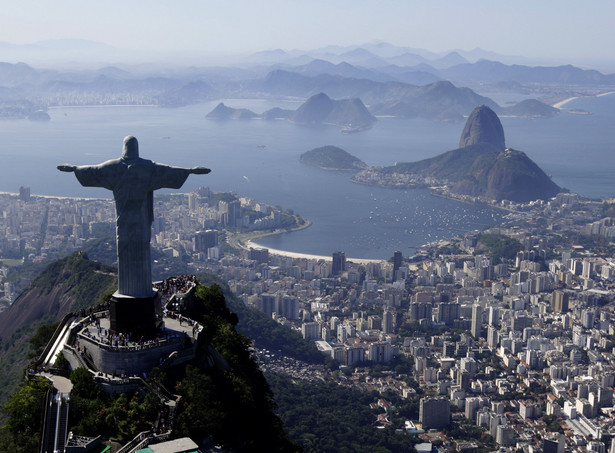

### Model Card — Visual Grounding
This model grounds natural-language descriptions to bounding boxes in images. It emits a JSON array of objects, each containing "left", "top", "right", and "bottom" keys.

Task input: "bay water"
[{"left": 0, "top": 94, "right": 613, "bottom": 260}]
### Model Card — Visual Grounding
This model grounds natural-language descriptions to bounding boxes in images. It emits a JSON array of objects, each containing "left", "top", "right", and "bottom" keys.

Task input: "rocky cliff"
[
  {"left": 458, "top": 105, "right": 506, "bottom": 149},
  {"left": 0, "top": 252, "right": 116, "bottom": 340},
  {"left": 353, "top": 106, "right": 561, "bottom": 202}
]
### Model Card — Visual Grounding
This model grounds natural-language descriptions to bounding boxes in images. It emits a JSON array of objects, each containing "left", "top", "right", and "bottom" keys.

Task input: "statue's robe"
[{"left": 74, "top": 157, "right": 191, "bottom": 297}]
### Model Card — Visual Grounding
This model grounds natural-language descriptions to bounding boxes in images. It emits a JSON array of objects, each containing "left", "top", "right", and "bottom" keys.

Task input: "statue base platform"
[{"left": 109, "top": 292, "right": 160, "bottom": 339}]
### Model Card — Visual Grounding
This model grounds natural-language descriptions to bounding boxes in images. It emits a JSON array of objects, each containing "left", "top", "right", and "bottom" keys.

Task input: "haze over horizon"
[{"left": 2, "top": 0, "right": 615, "bottom": 71}]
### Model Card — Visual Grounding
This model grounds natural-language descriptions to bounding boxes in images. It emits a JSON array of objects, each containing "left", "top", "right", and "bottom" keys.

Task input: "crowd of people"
[
  {"left": 78, "top": 315, "right": 187, "bottom": 351},
  {"left": 154, "top": 275, "right": 197, "bottom": 298}
]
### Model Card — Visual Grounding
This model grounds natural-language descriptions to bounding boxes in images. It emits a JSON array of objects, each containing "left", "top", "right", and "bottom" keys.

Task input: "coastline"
[
  {"left": 246, "top": 239, "right": 387, "bottom": 265},
  {"left": 552, "top": 90, "right": 615, "bottom": 109},
  {"left": 552, "top": 97, "right": 579, "bottom": 109},
  {"left": 48, "top": 104, "right": 157, "bottom": 109},
  {"left": 236, "top": 219, "right": 387, "bottom": 264}
]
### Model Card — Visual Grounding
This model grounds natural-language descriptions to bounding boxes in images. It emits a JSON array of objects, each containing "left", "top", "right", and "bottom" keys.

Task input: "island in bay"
[
  {"left": 206, "top": 92, "right": 377, "bottom": 132},
  {"left": 300, "top": 145, "right": 368, "bottom": 171}
]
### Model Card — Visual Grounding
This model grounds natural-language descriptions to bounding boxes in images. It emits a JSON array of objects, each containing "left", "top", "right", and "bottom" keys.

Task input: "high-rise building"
[
  {"left": 465, "top": 397, "right": 481, "bottom": 421},
  {"left": 367, "top": 315, "right": 382, "bottom": 330},
  {"left": 442, "top": 341, "right": 455, "bottom": 357},
  {"left": 227, "top": 200, "right": 241, "bottom": 227},
  {"left": 409, "top": 302, "right": 432, "bottom": 322},
  {"left": 276, "top": 295, "right": 299, "bottom": 320},
  {"left": 457, "top": 370, "right": 470, "bottom": 390},
  {"left": 332, "top": 251, "right": 346, "bottom": 276},
  {"left": 496, "top": 425, "right": 516, "bottom": 447},
  {"left": 543, "top": 434, "right": 565, "bottom": 453},
  {"left": 249, "top": 247, "right": 269, "bottom": 264},
  {"left": 487, "top": 326, "right": 499, "bottom": 349},
  {"left": 258, "top": 294, "right": 277, "bottom": 317},
  {"left": 302, "top": 322, "right": 321, "bottom": 340},
  {"left": 19, "top": 186, "right": 30, "bottom": 202},
  {"left": 219, "top": 199, "right": 241, "bottom": 227},
  {"left": 488, "top": 306, "right": 499, "bottom": 327},
  {"left": 437, "top": 302, "right": 460, "bottom": 326},
  {"left": 392, "top": 250, "right": 402, "bottom": 281},
  {"left": 188, "top": 192, "right": 199, "bottom": 210},
  {"left": 346, "top": 346, "right": 365, "bottom": 366},
  {"left": 419, "top": 397, "right": 450, "bottom": 429},
  {"left": 582, "top": 309, "right": 595, "bottom": 329},
  {"left": 369, "top": 342, "right": 392, "bottom": 363},
  {"left": 490, "top": 413, "right": 506, "bottom": 437},
  {"left": 337, "top": 324, "right": 347, "bottom": 343},
  {"left": 383, "top": 309, "right": 394, "bottom": 334},
  {"left": 471, "top": 304, "right": 483, "bottom": 339},
  {"left": 552, "top": 290, "right": 569, "bottom": 313},
  {"left": 193, "top": 230, "right": 218, "bottom": 252}
]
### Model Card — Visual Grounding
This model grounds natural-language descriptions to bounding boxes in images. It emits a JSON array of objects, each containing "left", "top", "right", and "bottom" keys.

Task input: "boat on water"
[{"left": 341, "top": 125, "right": 363, "bottom": 134}]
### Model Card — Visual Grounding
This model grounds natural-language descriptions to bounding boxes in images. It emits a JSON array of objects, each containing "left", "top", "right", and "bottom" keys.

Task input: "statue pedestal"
[{"left": 110, "top": 291, "right": 160, "bottom": 339}]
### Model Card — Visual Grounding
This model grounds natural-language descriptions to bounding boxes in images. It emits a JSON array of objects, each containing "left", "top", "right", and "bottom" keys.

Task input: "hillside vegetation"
[
  {"left": 0, "top": 252, "right": 116, "bottom": 410},
  {"left": 300, "top": 145, "right": 367, "bottom": 171}
]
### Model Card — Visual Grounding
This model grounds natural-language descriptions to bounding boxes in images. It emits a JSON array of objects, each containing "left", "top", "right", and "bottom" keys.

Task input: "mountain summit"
[
  {"left": 459, "top": 105, "right": 505, "bottom": 149},
  {"left": 353, "top": 106, "right": 561, "bottom": 202},
  {"left": 290, "top": 92, "right": 376, "bottom": 130}
]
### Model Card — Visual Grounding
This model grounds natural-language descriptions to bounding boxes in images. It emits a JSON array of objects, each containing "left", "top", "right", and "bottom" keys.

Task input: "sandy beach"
[
  {"left": 552, "top": 91, "right": 615, "bottom": 109},
  {"left": 552, "top": 96, "right": 579, "bottom": 109},
  {"left": 245, "top": 239, "right": 386, "bottom": 265}
]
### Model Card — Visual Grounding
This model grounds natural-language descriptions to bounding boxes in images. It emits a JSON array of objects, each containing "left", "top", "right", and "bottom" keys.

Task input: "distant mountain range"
[
  {"left": 0, "top": 40, "right": 614, "bottom": 121},
  {"left": 435, "top": 60, "right": 615, "bottom": 85},
  {"left": 206, "top": 93, "right": 377, "bottom": 131},
  {"left": 253, "top": 70, "right": 556, "bottom": 121},
  {"left": 352, "top": 106, "right": 561, "bottom": 202}
]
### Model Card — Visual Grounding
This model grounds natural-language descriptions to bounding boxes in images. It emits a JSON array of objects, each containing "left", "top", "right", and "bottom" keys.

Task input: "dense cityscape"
[{"left": 1, "top": 185, "right": 615, "bottom": 452}]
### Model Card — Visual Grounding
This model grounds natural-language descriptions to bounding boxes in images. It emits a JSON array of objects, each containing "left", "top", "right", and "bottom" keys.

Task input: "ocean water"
[{"left": 0, "top": 94, "right": 613, "bottom": 260}]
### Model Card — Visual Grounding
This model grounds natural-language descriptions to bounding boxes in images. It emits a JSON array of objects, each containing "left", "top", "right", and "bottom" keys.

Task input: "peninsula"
[{"left": 352, "top": 105, "right": 561, "bottom": 202}]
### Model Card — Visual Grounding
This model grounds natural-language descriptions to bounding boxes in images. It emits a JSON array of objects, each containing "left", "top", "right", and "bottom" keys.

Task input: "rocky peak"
[{"left": 459, "top": 105, "right": 505, "bottom": 150}]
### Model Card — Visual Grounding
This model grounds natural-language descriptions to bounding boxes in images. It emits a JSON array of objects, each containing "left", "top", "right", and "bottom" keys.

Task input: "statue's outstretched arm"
[
  {"left": 190, "top": 166, "right": 211, "bottom": 174},
  {"left": 57, "top": 164, "right": 77, "bottom": 172}
]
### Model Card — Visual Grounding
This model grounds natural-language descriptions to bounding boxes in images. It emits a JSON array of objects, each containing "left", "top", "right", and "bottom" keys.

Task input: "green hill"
[
  {"left": 0, "top": 252, "right": 116, "bottom": 412},
  {"left": 300, "top": 145, "right": 368, "bottom": 171},
  {"left": 0, "top": 251, "right": 116, "bottom": 341},
  {"left": 0, "top": 253, "right": 322, "bottom": 433}
]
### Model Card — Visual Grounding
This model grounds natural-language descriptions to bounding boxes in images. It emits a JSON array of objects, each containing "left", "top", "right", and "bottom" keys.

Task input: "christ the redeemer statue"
[{"left": 58, "top": 135, "right": 210, "bottom": 299}]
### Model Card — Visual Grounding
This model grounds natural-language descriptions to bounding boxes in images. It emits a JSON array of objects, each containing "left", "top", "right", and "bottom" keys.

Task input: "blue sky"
[{"left": 2, "top": 0, "right": 614, "bottom": 63}]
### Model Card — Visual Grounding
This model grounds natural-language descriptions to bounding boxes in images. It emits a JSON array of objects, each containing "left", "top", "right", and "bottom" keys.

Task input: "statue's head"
[{"left": 122, "top": 136, "right": 139, "bottom": 160}]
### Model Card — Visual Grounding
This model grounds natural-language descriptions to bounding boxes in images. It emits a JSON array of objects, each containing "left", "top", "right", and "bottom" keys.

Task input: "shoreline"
[
  {"left": 0, "top": 191, "right": 111, "bottom": 201},
  {"left": 552, "top": 96, "right": 579, "bottom": 109},
  {"left": 48, "top": 104, "right": 158, "bottom": 109},
  {"left": 235, "top": 219, "right": 387, "bottom": 264},
  {"left": 552, "top": 90, "right": 615, "bottom": 109},
  {"left": 246, "top": 238, "right": 387, "bottom": 264}
]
